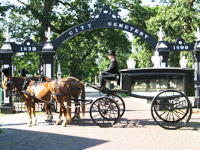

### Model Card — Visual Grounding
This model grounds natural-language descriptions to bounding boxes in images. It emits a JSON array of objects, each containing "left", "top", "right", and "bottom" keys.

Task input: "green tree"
[
  {"left": 2, "top": 0, "right": 131, "bottom": 81},
  {"left": 111, "top": 0, "right": 200, "bottom": 68},
  {"left": 146, "top": 0, "right": 200, "bottom": 67},
  {"left": 13, "top": 53, "right": 41, "bottom": 76},
  {"left": 0, "top": 1, "right": 13, "bottom": 45},
  {"left": 110, "top": 0, "right": 158, "bottom": 68}
]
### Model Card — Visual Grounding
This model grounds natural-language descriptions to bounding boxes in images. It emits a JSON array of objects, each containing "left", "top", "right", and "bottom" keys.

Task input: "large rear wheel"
[{"left": 151, "top": 90, "right": 192, "bottom": 130}]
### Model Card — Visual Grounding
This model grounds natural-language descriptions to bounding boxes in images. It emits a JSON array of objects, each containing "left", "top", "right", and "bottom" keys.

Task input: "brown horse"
[
  {"left": 25, "top": 75, "right": 53, "bottom": 122},
  {"left": 2, "top": 76, "right": 85, "bottom": 127},
  {"left": 29, "top": 76, "right": 86, "bottom": 122},
  {"left": 12, "top": 74, "right": 53, "bottom": 122},
  {"left": 59, "top": 77, "right": 86, "bottom": 120}
]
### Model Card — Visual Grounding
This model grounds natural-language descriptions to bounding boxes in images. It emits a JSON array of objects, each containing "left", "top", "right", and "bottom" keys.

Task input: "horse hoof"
[
  {"left": 61, "top": 123, "right": 67, "bottom": 127},
  {"left": 45, "top": 119, "right": 52, "bottom": 122},
  {"left": 55, "top": 120, "right": 61, "bottom": 125},
  {"left": 27, "top": 124, "right": 32, "bottom": 127},
  {"left": 72, "top": 116, "right": 80, "bottom": 121}
]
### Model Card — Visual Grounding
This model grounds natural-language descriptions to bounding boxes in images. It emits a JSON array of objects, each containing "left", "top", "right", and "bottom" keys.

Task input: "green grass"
[
  {"left": 118, "top": 92, "right": 128, "bottom": 98},
  {"left": 0, "top": 113, "right": 5, "bottom": 116}
]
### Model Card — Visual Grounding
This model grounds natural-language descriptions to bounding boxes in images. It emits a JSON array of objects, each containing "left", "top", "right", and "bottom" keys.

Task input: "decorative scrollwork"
[{"left": 90, "top": 5, "right": 121, "bottom": 21}]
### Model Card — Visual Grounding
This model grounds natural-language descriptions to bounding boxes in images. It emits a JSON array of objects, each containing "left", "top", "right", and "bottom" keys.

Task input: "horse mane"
[
  {"left": 11, "top": 77, "right": 26, "bottom": 91},
  {"left": 29, "top": 75, "right": 51, "bottom": 82},
  {"left": 2, "top": 67, "right": 11, "bottom": 76}
]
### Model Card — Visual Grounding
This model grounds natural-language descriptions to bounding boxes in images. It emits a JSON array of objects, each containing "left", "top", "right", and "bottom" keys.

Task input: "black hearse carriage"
[{"left": 88, "top": 68, "right": 194, "bottom": 130}]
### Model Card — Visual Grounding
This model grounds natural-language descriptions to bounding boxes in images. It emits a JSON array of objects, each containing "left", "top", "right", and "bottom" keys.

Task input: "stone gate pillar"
[
  {"left": 156, "top": 27, "right": 169, "bottom": 67},
  {"left": 193, "top": 40, "right": 200, "bottom": 108},
  {"left": 0, "top": 40, "right": 14, "bottom": 113},
  {"left": 156, "top": 41, "right": 169, "bottom": 67},
  {"left": 41, "top": 28, "right": 55, "bottom": 79},
  {"left": 41, "top": 41, "right": 55, "bottom": 79}
]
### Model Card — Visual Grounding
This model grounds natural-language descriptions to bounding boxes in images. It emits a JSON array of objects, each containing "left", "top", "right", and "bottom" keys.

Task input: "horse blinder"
[{"left": 5, "top": 79, "right": 14, "bottom": 97}]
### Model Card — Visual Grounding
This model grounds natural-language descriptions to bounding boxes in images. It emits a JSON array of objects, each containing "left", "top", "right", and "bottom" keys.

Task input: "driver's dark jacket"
[{"left": 104, "top": 58, "right": 118, "bottom": 74}]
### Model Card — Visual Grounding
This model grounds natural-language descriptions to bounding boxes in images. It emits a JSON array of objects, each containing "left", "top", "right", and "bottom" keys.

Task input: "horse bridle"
[
  {"left": 5, "top": 77, "right": 30, "bottom": 97},
  {"left": 6, "top": 77, "right": 14, "bottom": 89},
  {"left": 4, "top": 77, "right": 15, "bottom": 97}
]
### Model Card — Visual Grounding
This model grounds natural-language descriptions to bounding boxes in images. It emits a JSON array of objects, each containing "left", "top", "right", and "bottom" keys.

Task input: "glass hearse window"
[
  {"left": 131, "top": 75, "right": 184, "bottom": 92},
  {"left": 131, "top": 77, "right": 146, "bottom": 92},
  {"left": 168, "top": 75, "right": 183, "bottom": 91}
]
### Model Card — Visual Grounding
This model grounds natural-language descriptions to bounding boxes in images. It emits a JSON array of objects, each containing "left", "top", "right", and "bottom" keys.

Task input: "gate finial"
[
  {"left": 45, "top": 27, "right": 53, "bottom": 41},
  {"left": 3, "top": 27, "right": 10, "bottom": 42},
  {"left": 195, "top": 27, "right": 200, "bottom": 41},
  {"left": 157, "top": 26, "right": 165, "bottom": 41},
  {"left": 90, "top": 5, "right": 122, "bottom": 21}
]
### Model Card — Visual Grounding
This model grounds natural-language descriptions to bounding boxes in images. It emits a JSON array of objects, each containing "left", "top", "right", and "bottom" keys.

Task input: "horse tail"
[{"left": 81, "top": 82, "right": 86, "bottom": 117}]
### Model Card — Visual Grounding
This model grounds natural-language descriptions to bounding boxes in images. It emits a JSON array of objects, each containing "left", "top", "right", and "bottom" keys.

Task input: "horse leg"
[
  {"left": 27, "top": 106, "right": 32, "bottom": 127},
  {"left": 45, "top": 103, "right": 50, "bottom": 121},
  {"left": 72, "top": 101, "right": 80, "bottom": 121},
  {"left": 66, "top": 95, "right": 72, "bottom": 123},
  {"left": 32, "top": 104, "right": 37, "bottom": 125},
  {"left": 60, "top": 101, "right": 68, "bottom": 127},
  {"left": 55, "top": 105, "right": 62, "bottom": 125},
  {"left": 45, "top": 103, "right": 53, "bottom": 122},
  {"left": 48, "top": 104, "right": 53, "bottom": 121}
]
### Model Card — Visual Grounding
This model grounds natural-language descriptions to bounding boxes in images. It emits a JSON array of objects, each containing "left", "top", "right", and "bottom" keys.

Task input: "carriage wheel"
[
  {"left": 90, "top": 97, "right": 120, "bottom": 127},
  {"left": 151, "top": 90, "right": 192, "bottom": 130},
  {"left": 107, "top": 94, "right": 125, "bottom": 118}
]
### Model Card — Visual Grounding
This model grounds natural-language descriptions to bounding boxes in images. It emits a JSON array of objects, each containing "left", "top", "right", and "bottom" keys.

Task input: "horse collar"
[
  {"left": 52, "top": 80, "right": 65, "bottom": 96},
  {"left": 22, "top": 78, "right": 31, "bottom": 90}
]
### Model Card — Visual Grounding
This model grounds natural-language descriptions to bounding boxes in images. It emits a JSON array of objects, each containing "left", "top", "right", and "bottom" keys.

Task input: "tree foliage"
[
  {"left": 112, "top": 0, "right": 200, "bottom": 68},
  {"left": 146, "top": 0, "right": 200, "bottom": 67},
  {"left": 0, "top": 0, "right": 131, "bottom": 81}
]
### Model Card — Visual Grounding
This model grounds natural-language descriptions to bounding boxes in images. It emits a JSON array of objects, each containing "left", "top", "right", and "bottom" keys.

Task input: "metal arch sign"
[
  {"left": 168, "top": 36, "right": 195, "bottom": 51},
  {"left": 52, "top": 6, "right": 158, "bottom": 50},
  {"left": 11, "top": 38, "right": 43, "bottom": 53}
]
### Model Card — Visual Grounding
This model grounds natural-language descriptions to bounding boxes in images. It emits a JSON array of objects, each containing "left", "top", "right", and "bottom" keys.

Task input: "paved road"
[{"left": 0, "top": 87, "right": 200, "bottom": 150}]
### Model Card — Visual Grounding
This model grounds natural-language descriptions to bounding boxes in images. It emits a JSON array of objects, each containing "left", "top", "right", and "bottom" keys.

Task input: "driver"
[{"left": 98, "top": 50, "right": 119, "bottom": 88}]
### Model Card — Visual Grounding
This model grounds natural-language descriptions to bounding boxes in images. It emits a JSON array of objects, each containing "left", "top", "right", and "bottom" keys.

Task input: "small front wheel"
[
  {"left": 90, "top": 97, "right": 120, "bottom": 127},
  {"left": 107, "top": 94, "right": 125, "bottom": 118}
]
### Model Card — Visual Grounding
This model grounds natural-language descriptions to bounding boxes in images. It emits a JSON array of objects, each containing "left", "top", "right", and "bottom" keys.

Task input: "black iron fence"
[{"left": 13, "top": 97, "right": 46, "bottom": 112}]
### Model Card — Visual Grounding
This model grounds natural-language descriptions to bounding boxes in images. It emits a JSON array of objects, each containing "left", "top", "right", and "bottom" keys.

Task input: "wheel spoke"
[{"left": 174, "top": 109, "right": 187, "bottom": 116}]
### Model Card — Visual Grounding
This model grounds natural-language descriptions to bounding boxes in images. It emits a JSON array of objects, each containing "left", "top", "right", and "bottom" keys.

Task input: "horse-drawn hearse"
[
  {"left": 1, "top": 67, "right": 194, "bottom": 130},
  {"left": 88, "top": 67, "right": 194, "bottom": 130}
]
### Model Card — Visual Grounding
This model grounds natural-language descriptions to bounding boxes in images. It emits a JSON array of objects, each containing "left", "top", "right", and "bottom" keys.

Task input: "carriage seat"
[
  {"left": 104, "top": 74, "right": 119, "bottom": 81},
  {"left": 103, "top": 74, "right": 120, "bottom": 89}
]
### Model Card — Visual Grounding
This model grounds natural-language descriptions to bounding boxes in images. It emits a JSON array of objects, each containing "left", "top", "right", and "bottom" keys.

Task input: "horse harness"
[
  {"left": 21, "top": 78, "right": 49, "bottom": 103},
  {"left": 20, "top": 78, "right": 81, "bottom": 104}
]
